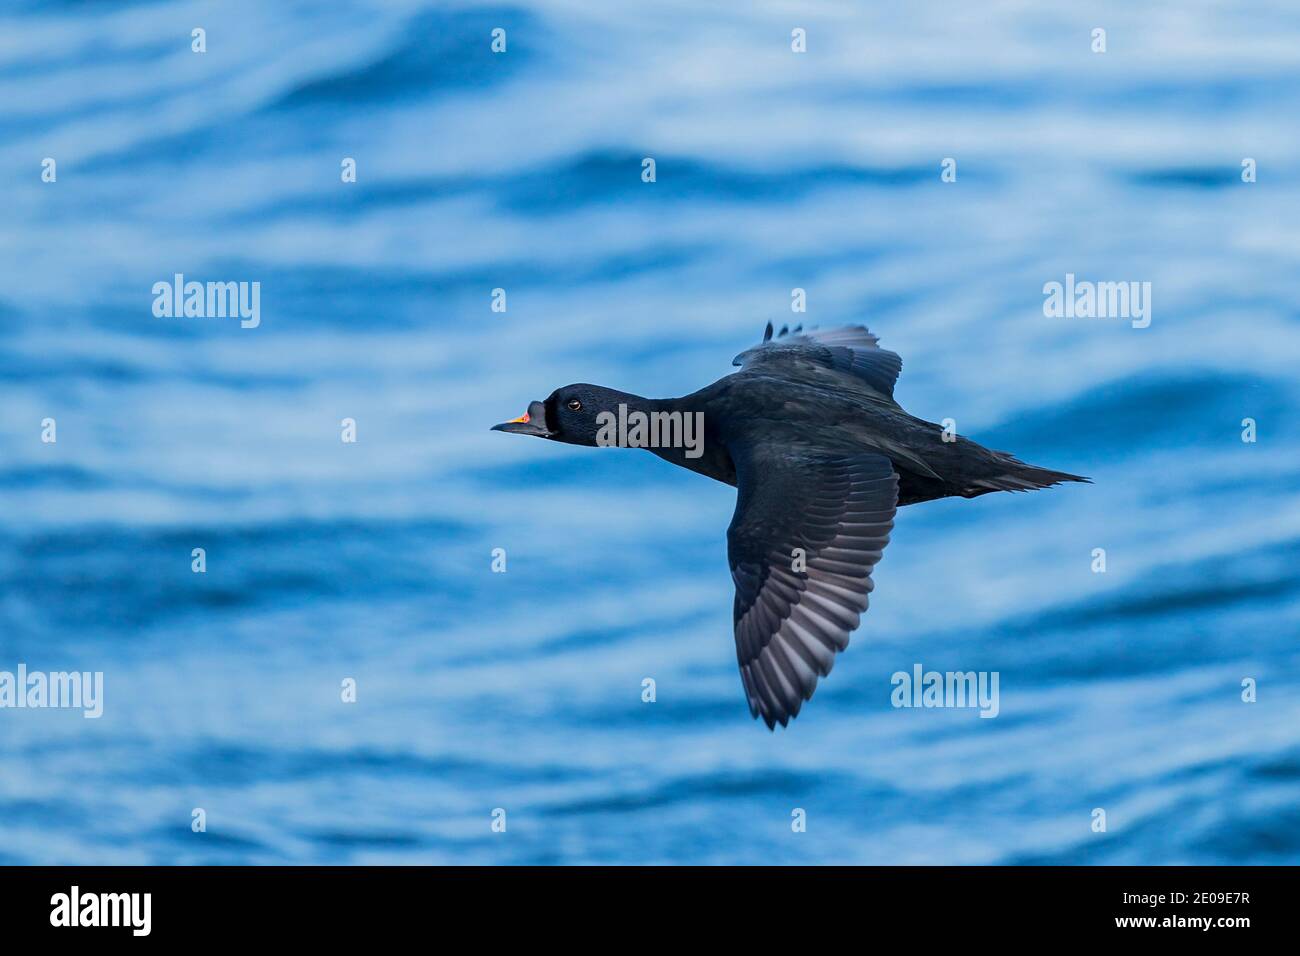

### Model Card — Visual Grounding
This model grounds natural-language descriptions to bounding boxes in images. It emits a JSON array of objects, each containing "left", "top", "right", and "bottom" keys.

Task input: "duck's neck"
[{"left": 604, "top": 394, "right": 735, "bottom": 486}]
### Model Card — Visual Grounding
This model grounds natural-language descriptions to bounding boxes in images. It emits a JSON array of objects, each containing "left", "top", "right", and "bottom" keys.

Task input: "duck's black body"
[
  {"left": 637, "top": 368, "right": 1078, "bottom": 505},
  {"left": 494, "top": 324, "right": 1088, "bottom": 729}
]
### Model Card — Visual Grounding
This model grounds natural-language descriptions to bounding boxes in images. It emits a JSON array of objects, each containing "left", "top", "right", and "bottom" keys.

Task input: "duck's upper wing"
[
  {"left": 727, "top": 439, "right": 898, "bottom": 729},
  {"left": 732, "top": 322, "right": 903, "bottom": 400}
]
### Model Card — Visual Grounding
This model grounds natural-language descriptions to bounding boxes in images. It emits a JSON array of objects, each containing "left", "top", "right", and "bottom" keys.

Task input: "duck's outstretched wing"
[
  {"left": 732, "top": 322, "right": 903, "bottom": 399},
  {"left": 727, "top": 441, "right": 898, "bottom": 729}
]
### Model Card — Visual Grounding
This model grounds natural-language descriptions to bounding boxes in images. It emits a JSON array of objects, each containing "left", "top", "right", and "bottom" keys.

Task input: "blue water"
[{"left": 2, "top": 0, "right": 1299, "bottom": 864}]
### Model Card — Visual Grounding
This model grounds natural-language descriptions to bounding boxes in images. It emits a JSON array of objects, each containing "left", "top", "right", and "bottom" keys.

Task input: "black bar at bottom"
[{"left": 0, "top": 865, "right": 1289, "bottom": 941}]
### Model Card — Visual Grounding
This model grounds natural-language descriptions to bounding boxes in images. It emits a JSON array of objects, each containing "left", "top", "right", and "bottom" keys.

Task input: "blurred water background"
[{"left": 2, "top": 0, "right": 1299, "bottom": 864}]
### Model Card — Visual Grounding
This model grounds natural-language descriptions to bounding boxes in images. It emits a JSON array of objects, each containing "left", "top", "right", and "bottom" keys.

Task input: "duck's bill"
[{"left": 491, "top": 400, "right": 553, "bottom": 436}]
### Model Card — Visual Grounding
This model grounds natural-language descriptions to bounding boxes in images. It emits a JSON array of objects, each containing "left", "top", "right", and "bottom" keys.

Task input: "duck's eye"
[{"left": 566, "top": 399, "right": 582, "bottom": 412}]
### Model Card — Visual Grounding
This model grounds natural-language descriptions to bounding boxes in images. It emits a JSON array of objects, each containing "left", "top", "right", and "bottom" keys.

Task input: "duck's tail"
[{"left": 960, "top": 451, "right": 1091, "bottom": 497}]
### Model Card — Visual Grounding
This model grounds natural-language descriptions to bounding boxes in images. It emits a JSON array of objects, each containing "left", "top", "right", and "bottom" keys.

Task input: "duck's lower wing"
[{"left": 726, "top": 442, "right": 898, "bottom": 729}]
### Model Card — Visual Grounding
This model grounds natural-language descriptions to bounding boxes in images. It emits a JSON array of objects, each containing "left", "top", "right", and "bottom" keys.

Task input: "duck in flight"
[{"left": 493, "top": 323, "right": 1088, "bottom": 729}]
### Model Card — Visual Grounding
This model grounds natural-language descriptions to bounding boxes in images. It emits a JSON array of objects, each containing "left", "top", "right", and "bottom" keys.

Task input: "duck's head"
[{"left": 491, "top": 384, "right": 630, "bottom": 447}]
